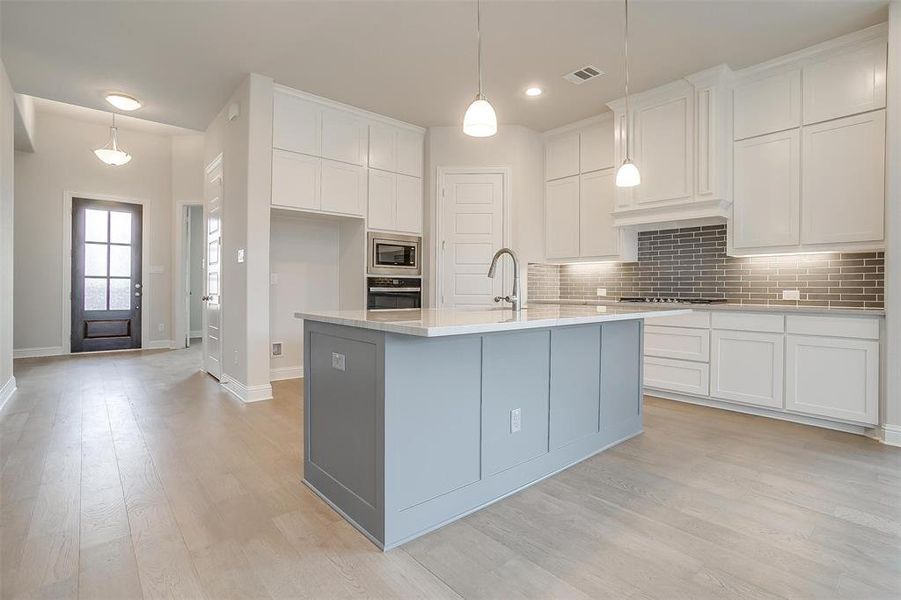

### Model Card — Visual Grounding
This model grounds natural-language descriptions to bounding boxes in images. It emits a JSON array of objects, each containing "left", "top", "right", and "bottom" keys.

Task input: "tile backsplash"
[{"left": 528, "top": 225, "right": 884, "bottom": 309}]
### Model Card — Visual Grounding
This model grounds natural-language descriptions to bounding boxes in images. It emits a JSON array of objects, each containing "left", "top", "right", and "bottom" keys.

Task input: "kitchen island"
[{"left": 295, "top": 304, "right": 690, "bottom": 549}]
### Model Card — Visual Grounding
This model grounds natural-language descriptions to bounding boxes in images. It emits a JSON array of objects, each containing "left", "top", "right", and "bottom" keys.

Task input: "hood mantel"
[{"left": 612, "top": 198, "right": 732, "bottom": 231}]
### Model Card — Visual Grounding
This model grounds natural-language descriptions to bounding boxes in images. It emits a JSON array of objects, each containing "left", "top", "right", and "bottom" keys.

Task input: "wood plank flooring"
[{"left": 2, "top": 345, "right": 899, "bottom": 599}]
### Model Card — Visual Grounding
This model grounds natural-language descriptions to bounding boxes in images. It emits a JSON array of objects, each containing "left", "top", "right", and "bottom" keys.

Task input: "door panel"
[
  {"left": 733, "top": 69, "right": 801, "bottom": 140},
  {"left": 441, "top": 172, "right": 504, "bottom": 307},
  {"left": 71, "top": 198, "right": 142, "bottom": 352},
  {"left": 545, "top": 176, "right": 579, "bottom": 259},
  {"left": 579, "top": 169, "right": 617, "bottom": 257},
  {"left": 321, "top": 159, "right": 365, "bottom": 216},
  {"left": 633, "top": 90, "right": 693, "bottom": 204},
  {"left": 710, "top": 330, "right": 784, "bottom": 408},
  {"left": 395, "top": 174, "right": 422, "bottom": 234},
  {"left": 203, "top": 161, "right": 223, "bottom": 379}
]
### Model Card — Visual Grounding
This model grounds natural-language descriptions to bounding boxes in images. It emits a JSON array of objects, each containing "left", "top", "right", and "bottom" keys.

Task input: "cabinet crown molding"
[
  {"left": 542, "top": 112, "right": 614, "bottom": 138},
  {"left": 607, "top": 78, "right": 695, "bottom": 113}
]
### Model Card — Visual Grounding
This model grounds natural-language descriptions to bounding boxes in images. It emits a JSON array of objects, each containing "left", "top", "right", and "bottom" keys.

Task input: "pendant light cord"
[
  {"left": 476, "top": 0, "right": 483, "bottom": 99},
  {"left": 624, "top": 0, "right": 631, "bottom": 160}
]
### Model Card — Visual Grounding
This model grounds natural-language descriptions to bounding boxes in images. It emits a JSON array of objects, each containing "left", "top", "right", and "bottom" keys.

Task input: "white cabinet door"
[
  {"left": 368, "top": 124, "right": 396, "bottom": 172},
  {"left": 644, "top": 326, "right": 710, "bottom": 362},
  {"left": 633, "top": 89, "right": 693, "bottom": 204},
  {"left": 644, "top": 357, "right": 710, "bottom": 396},
  {"left": 732, "top": 129, "right": 800, "bottom": 249},
  {"left": 710, "top": 330, "right": 784, "bottom": 409},
  {"left": 580, "top": 120, "right": 614, "bottom": 173},
  {"left": 579, "top": 169, "right": 617, "bottom": 257},
  {"left": 367, "top": 169, "right": 396, "bottom": 231},
  {"left": 801, "top": 110, "right": 885, "bottom": 245},
  {"left": 733, "top": 69, "right": 801, "bottom": 140},
  {"left": 396, "top": 130, "right": 424, "bottom": 177},
  {"left": 272, "top": 92, "right": 320, "bottom": 155},
  {"left": 395, "top": 174, "right": 423, "bottom": 234},
  {"left": 545, "top": 132, "right": 580, "bottom": 181},
  {"left": 545, "top": 176, "right": 580, "bottom": 259},
  {"left": 321, "top": 159, "right": 365, "bottom": 216},
  {"left": 321, "top": 110, "right": 366, "bottom": 165},
  {"left": 271, "top": 149, "right": 320, "bottom": 210},
  {"left": 803, "top": 41, "right": 887, "bottom": 125},
  {"left": 785, "top": 335, "right": 878, "bottom": 424}
]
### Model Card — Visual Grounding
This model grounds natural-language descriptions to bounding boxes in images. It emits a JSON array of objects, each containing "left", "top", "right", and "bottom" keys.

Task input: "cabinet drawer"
[
  {"left": 711, "top": 330, "right": 784, "bottom": 409},
  {"left": 786, "top": 315, "right": 880, "bottom": 340},
  {"left": 644, "top": 326, "right": 710, "bottom": 362},
  {"left": 712, "top": 311, "right": 784, "bottom": 333},
  {"left": 642, "top": 310, "right": 710, "bottom": 329},
  {"left": 785, "top": 335, "right": 878, "bottom": 424},
  {"left": 644, "top": 357, "right": 709, "bottom": 396}
]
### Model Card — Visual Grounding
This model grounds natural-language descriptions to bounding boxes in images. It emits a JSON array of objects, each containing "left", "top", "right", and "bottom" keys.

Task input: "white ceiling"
[
  {"left": 0, "top": 1, "right": 889, "bottom": 132},
  {"left": 30, "top": 97, "right": 199, "bottom": 136}
]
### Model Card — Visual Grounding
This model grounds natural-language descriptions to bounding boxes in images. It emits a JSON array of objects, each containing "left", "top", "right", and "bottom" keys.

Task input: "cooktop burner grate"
[{"left": 619, "top": 297, "right": 729, "bottom": 305}]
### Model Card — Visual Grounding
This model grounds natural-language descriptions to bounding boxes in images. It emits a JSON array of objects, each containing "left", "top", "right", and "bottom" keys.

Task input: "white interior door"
[
  {"left": 203, "top": 159, "right": 223, "bottom": 379},
  {"left": 440, "top": 171, "right": 505, "bottom": 308}
]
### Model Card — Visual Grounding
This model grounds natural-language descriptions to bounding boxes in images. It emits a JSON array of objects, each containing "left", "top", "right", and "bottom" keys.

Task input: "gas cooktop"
[{"left": 618, "top": 297, "right": 729, "bottom": 305}]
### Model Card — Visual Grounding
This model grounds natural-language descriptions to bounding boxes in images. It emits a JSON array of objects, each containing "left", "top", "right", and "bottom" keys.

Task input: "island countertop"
[{"left": 294, "top": 304, "right": 692, "bottom": 337}]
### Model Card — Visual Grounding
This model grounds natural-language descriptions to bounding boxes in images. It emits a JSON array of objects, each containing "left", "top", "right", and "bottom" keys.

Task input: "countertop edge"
[{"left": 529, "top": 299, "right": 886, "bottom": 317}]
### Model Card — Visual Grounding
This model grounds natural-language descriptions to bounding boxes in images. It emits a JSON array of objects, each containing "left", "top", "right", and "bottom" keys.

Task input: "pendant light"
[
  {"left": 463, "top": 0, "right": 497, "bottom": 137},
  {"left": 93, "top": 113, "right": 132, "bottom": 166},
  {"left": 615, "top": 0, "right": 640, "bottom": 187}
]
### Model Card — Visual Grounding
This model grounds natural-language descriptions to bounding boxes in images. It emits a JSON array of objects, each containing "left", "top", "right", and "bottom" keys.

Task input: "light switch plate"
[
  {"left": 782, "top": 289, "right": 801, "bottom": 300},
  {"left": 237, "top": 248, "right": 246, "bottom": 263},
  {"left": 510, "top": 408, "right": 522, "bottom": 433}
]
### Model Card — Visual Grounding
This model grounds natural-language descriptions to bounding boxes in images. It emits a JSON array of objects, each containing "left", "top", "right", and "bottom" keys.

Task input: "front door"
[
  {"left": 203, "top": 159, "right": 223, "bottom": 379},
  {"left": 71, "top": 198, "right": 142, "bottom": 352},
  {"left": 439, "top": 171, "right": 505, "bottom": 308}
]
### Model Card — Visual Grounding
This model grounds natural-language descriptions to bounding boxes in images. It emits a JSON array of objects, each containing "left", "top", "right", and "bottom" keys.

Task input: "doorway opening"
[
  {"left": 70, "top": 197, "right": 143, "bottom": 352},
  {"left": 183, "top": 204, "right": 204, "bottom": 348}
]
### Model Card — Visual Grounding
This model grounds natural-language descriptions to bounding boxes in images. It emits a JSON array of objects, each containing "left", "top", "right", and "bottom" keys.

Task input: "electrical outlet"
[
  {"left": 782, "top": 289, "right": 801, "bottom": 301},
  {"left": 331, "top": 352, "right": 346, "bottom": 372},
  {"left": 596, "top": 288, "right": 607, "bottom": 297},
  {"left": 510, "top": 408, "right": 522, "bottom": 433},
  {"left": 233, "top": 349, "right": 238, "bottom": 365},
  {"left": 271, "top": 342, "right": 283, "bottom": 357},
  {"left": 237, "top": 248, "right": 245, "bottom": 263}
]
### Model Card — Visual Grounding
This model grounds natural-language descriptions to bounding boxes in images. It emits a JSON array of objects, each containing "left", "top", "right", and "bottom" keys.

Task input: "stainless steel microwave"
[{"left": 368, "top": 232, "right": 421, "bottom": 276}]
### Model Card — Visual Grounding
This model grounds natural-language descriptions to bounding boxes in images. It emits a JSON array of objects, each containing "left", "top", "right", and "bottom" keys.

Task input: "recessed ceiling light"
[
  {"left": 525, "top": 87, "right": 543, "bottom": 97},
  {"left": 105, "top": 93, "right": 142, "bottom": 111}
]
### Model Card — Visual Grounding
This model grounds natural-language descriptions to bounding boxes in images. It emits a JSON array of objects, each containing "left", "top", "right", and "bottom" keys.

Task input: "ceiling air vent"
[{"left": 563, "top": 65, "right": 605, "bottom": 85}]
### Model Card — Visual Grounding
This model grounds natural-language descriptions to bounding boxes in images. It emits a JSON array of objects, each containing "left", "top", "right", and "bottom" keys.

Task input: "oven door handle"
[{"left": 369, "top": 287, "right": 421, "bottom": 293}]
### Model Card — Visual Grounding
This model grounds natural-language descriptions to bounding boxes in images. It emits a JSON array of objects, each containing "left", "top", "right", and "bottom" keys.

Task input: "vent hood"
[{"left": 612, "top": 198, "right": 732, "bottom": 232}]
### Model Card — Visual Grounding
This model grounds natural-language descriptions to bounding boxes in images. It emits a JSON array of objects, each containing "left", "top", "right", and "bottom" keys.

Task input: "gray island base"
[{"left": 297, "top": 305, "right": 690, "bottom": 549}]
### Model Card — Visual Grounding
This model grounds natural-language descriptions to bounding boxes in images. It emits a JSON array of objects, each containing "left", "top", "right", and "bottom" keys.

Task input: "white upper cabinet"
[
  {"left": 579, "top": 120, "right": 615, "bottom": 173},
  {"left": 803, "top": 40, "right": 887, "bottom": 125},
  {"left": 395, "top": 175, "right": 423, "bottom": 234},
  {"left": 396, "top": 130, "right": 424, "bottom": 177},
  {"left": 367, "top": 169, "right": 396, "bottom": 231},
  {"left": 273, "top": 92, "right": 320, "bottom": 155},
  {"left": 369, "top": 124, "right": 424, "bottom": 177},
  {"left": 320, "top": 159, "right": 365, "bottom": 216},
  {"left": 321, "top": 109, "right": 366, "bottom": 166},
  {"left": 579, "top": 169, "right": 618, "bottom": 258},
  {"left": 545, "top": 176, "right": 580, "bottom": 259},
  {"left": 801, "top": 110, "right": 885, "bottom": 245},
  {"left": 732, "top": 129, "right": 800, "bottom": 250},
  {"left": 271, "top": 149, "right": 320, "bottom": 210},
  {"left": 733, "top": 69, "right": 801, "bottom": 140},
  {"left": 545, "top": 132, "right": 580, "bottom": 181},
  {"left": 632, "top": 82, "right": 694, "bottom": 205}
]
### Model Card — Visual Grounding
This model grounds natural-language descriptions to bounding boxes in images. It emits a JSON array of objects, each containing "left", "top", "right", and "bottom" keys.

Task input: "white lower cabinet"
[
  {"left": 785, "top": 335, "right": 879, "bottom": 425},
  {"left": 644, "top": 356, "right": 710, "bottom": 396},
  {"left": 710, "top": 330, "right": 784, "bottom": 409}
]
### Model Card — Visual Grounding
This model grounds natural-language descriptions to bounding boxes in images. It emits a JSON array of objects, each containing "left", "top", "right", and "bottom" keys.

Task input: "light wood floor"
[{"left": 2, "top": 345, "right": 899, "bottom": 599}]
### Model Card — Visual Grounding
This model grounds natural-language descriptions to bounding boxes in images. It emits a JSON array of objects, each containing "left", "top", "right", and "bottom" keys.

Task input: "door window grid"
[{"left": 83, "top": 209, "right": 133, "bottom": 311}]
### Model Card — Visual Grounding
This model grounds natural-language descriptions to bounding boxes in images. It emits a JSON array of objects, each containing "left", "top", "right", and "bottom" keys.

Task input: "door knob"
[{"left": 201, "top": 295, "right": 211, "bottom": 301}]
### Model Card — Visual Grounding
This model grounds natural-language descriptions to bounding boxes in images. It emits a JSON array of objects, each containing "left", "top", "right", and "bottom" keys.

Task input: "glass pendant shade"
[
  {"left": 463, "top": 96, "right": 497, "bottom": 137},
  {"left": 94, "top": 117, "right": 132, "bottom": 166},
  {"left": 615, "top": 159, "right": 640, "bottom": 187}
]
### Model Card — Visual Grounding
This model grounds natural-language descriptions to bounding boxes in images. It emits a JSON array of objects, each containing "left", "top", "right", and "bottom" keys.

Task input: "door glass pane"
[
  {"left": 84, "top": 278, "right": 107, "bottom": 310},
  {"left": 208, "top": 240, "right": 219, "bottom": 265},
  {"left": 109, "top": 278, "right": 131, "bottom": 310},
  {"left": 85, "top": 243, "right": 108, "bottom": 276},
  {"left": 85, "top": 209, "right": 108, "bottom": 242},
  {"left": 109, "top": 245, "right": 131, "bottom": 276},
  {"left": 110, "top": 211, "right": 132, "bottom": 243},
  {"left": 208, "top": 214, "right": 219, "bottom": 234},
  {"left": 208, "top": 272, "right": 219, "bottom": 295}
]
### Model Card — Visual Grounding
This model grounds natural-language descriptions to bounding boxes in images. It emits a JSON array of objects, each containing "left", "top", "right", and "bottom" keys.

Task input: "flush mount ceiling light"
[
  {"left": 104, "top": 93, "right": 142, "bottom": 111},
  {"left": 463, "top": 0, "right": 497, "bottom": 137},
  {"left": 93, "top": 113, "right": 132, "bottom": 166},
  {"left": 615, "top": 0, "right": 641, "bottom": 188},
  {"left": 525, "top": 87, "right": 543, "bottom": 97}
]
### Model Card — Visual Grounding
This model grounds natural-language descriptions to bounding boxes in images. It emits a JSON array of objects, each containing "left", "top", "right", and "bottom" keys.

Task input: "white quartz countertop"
[{"left": 294, "top": 304, "right": 692, "bottom": 337}]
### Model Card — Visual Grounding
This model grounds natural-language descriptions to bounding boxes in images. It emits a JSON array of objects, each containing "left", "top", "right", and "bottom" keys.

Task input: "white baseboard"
[
  {"left": 882, "top": 424, "right": 901, "bottom": 447},
  {"left": 220, "top": 374, "right": 273, "bottom": 403},
  {"left": 146, "top": 340, "right": 174, "bottom": 350},
  {"left": 270, "top": 366, "right": 303, "bottom": 381},
  {"left": 0, "top": 376, "right": 17, "bottom": 412},
  {"left": 189, "top": 330, "right": 202, "bottom": 338},
  {"left": 13, "top": 346, "right": 65, "bottom": 359}
]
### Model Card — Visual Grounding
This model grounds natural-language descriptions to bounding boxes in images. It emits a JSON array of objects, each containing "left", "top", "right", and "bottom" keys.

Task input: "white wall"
[
  {"left": 269, "top": 214, "right": 341, "bottom": 379},
  {"left": 170, "top": 133, "right": 204, "bottom": 347},
  {"left": 424, "top": 125, "right": 545, "bottom": 307},
  {"left": 13, "top": 110, "right": 183, "bottom": 353},
  {"left": 0, "top": 56, "right": 16, "bottom": 403},
  {"left": 188, "top": 205, "right": 203, "bottom": 335}
]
